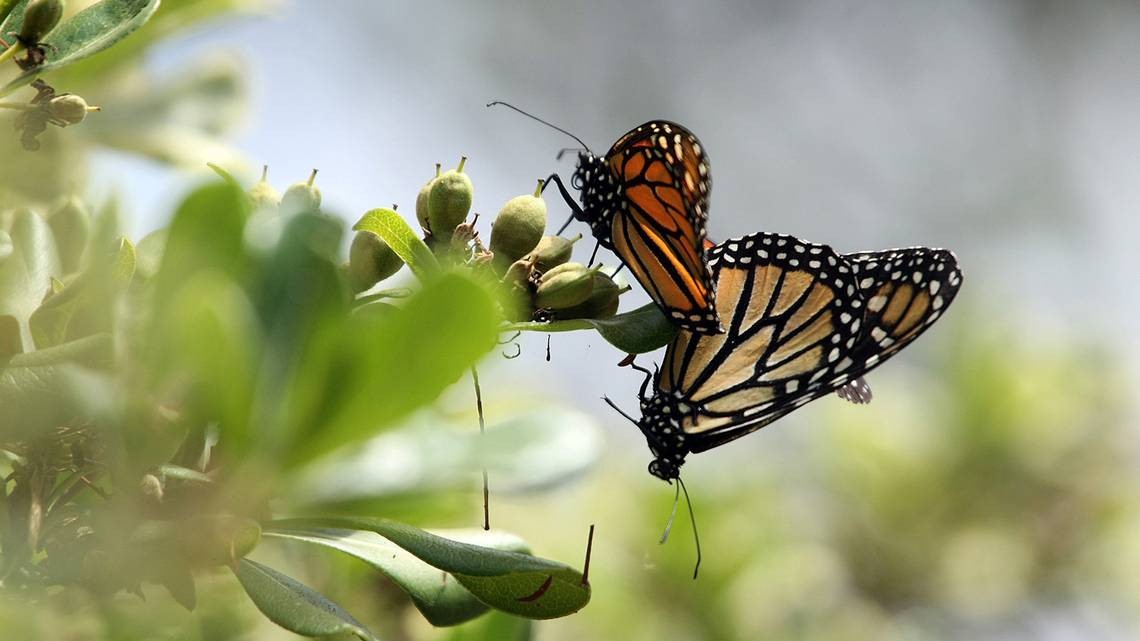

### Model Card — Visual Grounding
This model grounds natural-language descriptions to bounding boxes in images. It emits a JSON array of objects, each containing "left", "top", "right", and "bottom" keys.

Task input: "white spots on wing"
[
  {"left": 930, "top": 281, "right": 941, "bottom": 294},
  {"left": 868, "top": 295, "right": 887, "bottom": 312},
  {"left": 860, "top": 277, "right": 874, "bottom": 290},
  {"left": 871, "top": 327, "right": 887, "bottom": 341},
  {"left": 786, "top": 380, "right": 799, "bottom": 393}
]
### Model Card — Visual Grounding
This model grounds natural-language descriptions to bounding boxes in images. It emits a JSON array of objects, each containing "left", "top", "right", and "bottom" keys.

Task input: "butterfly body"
[
  {"left": 634, "top": 232, "right": 963, "bottom": 481},
  {"left": 553, "top": 121, "right": 721, "bottom": 333}
]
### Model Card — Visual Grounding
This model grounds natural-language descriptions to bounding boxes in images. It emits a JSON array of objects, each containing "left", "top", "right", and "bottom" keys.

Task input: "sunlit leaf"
[
  {"left": 233, "top": 559, "right": 378, "bottom": 641},
  {"left": 0, "top": 210, "right": 62, "bottom": 351},
  {"left": 267, "top": 518, "right": 591, "bottom": 620},
  {"left": 29, "top": 237, "right": 134, "bottom": 348},
  {"left": 353, "top": 208, "right": 438, "bottom": 281}
]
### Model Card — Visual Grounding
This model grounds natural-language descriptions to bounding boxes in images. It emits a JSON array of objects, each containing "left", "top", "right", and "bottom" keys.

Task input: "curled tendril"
[{"left": 501, "top": 342, "right": 522, "bottom": 359}]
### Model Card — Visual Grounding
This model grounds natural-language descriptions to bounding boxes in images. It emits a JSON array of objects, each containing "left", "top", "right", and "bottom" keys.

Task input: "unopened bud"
[
  {"left": 416, "top": 163, "right": 441, "bottom": 232},
  {"left": 48, "top": 94, "right": 99, "bottom": 126},
  {"left": 348, "top": 229, "right": 404, "bottom": 293},
  {"left": 19, "top": 0, "right": 62, "bottom": 43},
  {"left": 490, "top": 180, "right": 546, "bottom": 268},
  {"left": 281, "top": 169, "right": 322, "bottom": 215},
  {"left": 534, "top": 262, "right": 596, "bottom": 309},
  {"left": 554, "top": 271, "right": 624, "bottom": 320},
  {"left": 526, "top": 233, "right": 581, "bottom": 272},
  {"left": 248, "top": 165, "right": 280, "bottom": 209},
  {"left": 428, "top": 157, "right": 473, "bottom": 238}
]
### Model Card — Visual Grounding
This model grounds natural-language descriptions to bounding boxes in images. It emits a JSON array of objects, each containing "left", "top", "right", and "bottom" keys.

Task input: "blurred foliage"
[{"left": 0, "top": 1, "right": 1137, "bottom": 640}]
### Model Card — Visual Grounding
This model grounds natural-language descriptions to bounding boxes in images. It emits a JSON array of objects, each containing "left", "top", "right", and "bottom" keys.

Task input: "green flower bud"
[
  {"left": 416, "top": 163, "right": 441, "bottom": 232},
  {"left": 535, "top": 262, "right": 596, "bottom": 310},
  {"left": 19, "top": 0, "right": 62, "bottom": 43},
  {"left": 526, "top": 233, "right": 581, "bottom": 272},
  {"left": 248, "top": 165, "right": 280, "bottom": 209},
  {"left": 47, "top": 94, "right": 99, "bottom": 126},
  {"left": 47, "top": 196, "right": 89, "bottom": 273},
  {"left": 281, "top": 168, "right": 322, "bottom": 215},
  {"left": 490, "top": 180, "right": 547, "bottom": 268},
  {"left": 348, "top": 228, "right": 404, "bottom": 293},
  {"left": 428, "top": 157, "right": 473, "bottom": 238},
  {"left": 554, "top": 271, "right": 624, "bottom": 320}
]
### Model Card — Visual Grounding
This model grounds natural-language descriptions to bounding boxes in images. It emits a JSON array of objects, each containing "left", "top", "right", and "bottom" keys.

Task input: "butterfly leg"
[
  {"left": 543, "top": 173, "right": 583, "bottom": 234},
  {"left": 587, "top": 241, "right": 601, "bottom": 267}
]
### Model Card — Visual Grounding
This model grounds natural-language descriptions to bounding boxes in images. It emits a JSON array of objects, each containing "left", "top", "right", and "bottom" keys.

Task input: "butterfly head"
[
  {"left": 641, "top": 394, "right": 690, "bottom": 482},
  {"left": 648, "top": 458, "right": 680, "bottom": 482}
]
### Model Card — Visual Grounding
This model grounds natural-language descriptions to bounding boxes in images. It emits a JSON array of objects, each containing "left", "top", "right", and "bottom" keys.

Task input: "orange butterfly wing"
[{"left": 605, "top": 121, "right": 719, "bottom": 332}]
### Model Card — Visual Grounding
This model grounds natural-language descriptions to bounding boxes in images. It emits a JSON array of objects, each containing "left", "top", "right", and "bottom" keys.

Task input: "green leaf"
[
  {"left": 353, "top": 208, "right": 438, "bottom": 281},
  {"left": 442, "top": 610, "right": 532, "bottom": 641},
  {"left": 0, "top": 334, "right": 112, "bottom": 440},
  {"left": 0, "top": 210, "right": 62, "bottom": 352},
  {"left": 264, "top": 528, "right": 531, "bottom": 626},
  {"left": 165, "top": 271, "right": 260, "bottom": 456},
  {"left": 151, "top": 181, "right": 249, "bottom": 325},
  {"left": 0, "top": 0, "right": 28, "bottom": 36},
  {"left": 29, "top": 236, "right": 134, "bottom": 348},
  {"left": 2, "top": 0, "right": 162, "bottom": 94},
  {"left": 505, "top": 302, "right": 677, "bottom": 354},
  {"left": 233, "top": 558, "right": 379, "bottom": 641},
  {"left": 279, "top": 271, "right": 498, "bottom": 467},
  {"left": 267, "top": 518, "right": 591, "bottom": 620}
]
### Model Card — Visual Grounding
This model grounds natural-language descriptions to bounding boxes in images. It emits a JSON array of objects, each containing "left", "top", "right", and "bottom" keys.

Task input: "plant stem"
[
  {"left": 0, "top": 41, "right": 24, "bottom": 67},
  {"left": 470, "top": 366, "right": 489, "bottom": 530}
]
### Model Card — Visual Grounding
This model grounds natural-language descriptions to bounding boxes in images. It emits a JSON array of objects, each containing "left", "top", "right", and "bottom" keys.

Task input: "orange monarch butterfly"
[
  {"left": 542, "top": 120, "right": 721, "bottom": 334},
  {"left": 607, "top": 231, "right": 963, "bottom": 481}
]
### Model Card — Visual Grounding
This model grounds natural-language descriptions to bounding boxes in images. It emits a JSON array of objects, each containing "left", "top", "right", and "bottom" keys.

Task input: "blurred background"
[{"left": 43, "top": 0, "right": 1140, "bottom": 639}]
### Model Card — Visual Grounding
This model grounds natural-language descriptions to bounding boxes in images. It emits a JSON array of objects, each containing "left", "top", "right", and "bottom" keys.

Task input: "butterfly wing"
[
  {"left": 656, "top": 233, "right": 866, "bottom": 451},
  {"left": 844, "top": 247, "right": 963, "bottom": 367},
  {"left": 606, "top": 121, "right": 719, "bottom": 332},
  {"left": 654, "top": 234, "right": 962, "bottom": 454}
]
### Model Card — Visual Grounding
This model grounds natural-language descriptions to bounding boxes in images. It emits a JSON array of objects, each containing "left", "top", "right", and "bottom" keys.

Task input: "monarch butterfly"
[
  {"left": 542, "top": 120, "right": 721, "bottom": 334},
  {"left": 609, "top": 231, "right": 963, "bottom": 481}
]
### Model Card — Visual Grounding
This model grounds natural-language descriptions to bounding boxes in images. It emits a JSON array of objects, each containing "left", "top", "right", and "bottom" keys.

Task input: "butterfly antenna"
[
  {"left": 601, "top": 396, "right": 639, "bottom": 426},
  {"left": 659, "top": 481, "right": 681, "bottom": 544},
  {"left": 487, "top": 101, "right": 591, "bottom": 152},
  {"left": 678, "top": 476, "right": 702, "bottom": 579}
]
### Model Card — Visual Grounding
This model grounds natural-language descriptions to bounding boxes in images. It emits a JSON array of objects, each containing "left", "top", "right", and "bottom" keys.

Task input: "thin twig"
[{"left": 471, "top": 366, "right": 489, "bottom": 530}]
